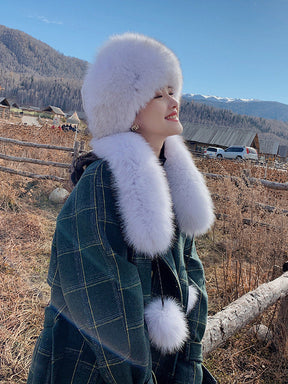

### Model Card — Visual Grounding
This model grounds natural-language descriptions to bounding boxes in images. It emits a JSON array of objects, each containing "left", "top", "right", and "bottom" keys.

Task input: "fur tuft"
[
  {"left": 186, "top": 285, "right": 198, "bottom": 314},
  {"left": 164, "top": 135, "right": 215, "bottom": 236},
  {"left": 144, "top": 297, "right": 189, "bottom": 354}
]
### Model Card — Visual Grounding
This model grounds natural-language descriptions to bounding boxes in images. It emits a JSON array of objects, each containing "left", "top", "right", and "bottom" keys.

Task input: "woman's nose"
[{"left": 169, "top": 96, "right": 178, "bottom": 110}]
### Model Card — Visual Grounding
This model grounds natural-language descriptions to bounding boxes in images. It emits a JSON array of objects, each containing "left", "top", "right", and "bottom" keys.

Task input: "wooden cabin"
[{"left": 0, "top": 98, "right": 10, "bottom": 119}]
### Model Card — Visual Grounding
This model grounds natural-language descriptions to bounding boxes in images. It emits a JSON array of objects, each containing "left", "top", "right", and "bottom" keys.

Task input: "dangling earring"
[{"left": 130, "top": 123, "right": 139, "bottom": 132}]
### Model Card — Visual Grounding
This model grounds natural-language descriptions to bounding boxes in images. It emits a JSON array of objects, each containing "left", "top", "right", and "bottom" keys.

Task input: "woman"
[{"left": 28, "top": 33, "right": 216, "bottom": 384}]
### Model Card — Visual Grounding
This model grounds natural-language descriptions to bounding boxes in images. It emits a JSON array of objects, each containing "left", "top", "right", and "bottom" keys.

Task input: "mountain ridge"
[
  {"left": 182, "top": 94, "right": 288, "bottom": 122},
  {"left": 183, "top": 93, "right": 258, "bottom": 103},
  {"left": 0, "top": 24, "right": 87, "bottom": 111},
  {"left": 0, "top": 24, "right": 87, "bottom": 79}
]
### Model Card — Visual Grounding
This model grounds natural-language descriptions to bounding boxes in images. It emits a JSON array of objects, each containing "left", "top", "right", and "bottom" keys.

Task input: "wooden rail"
[
  {"left": 0, "top": 136, "right": 74, "bottom": 151},
  {"left": 202, "top": 272, "right": 288, "bottom": 356},
  {"left": 0, "top": 153, "right": 70, "bottom": 168},
  {"left": 204, "top": 172, "right": 288, "bottom": 191},
  {"left": 0, "top": 136, "right": 85, "bottom": 180},
  {"left": 0, "top": 165, "right": 66, "bottom": 181},
  {"left": 211, "top": 193, "right": 288, "bottom": 215}
]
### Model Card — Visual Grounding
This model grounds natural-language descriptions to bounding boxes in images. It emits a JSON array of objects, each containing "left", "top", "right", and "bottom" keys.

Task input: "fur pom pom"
[
  {"left": 186, "top": 285, "right": 198, "bottom": 314},
  {"left": 144, "top": 297, "right": 189, "bottom": 354}
]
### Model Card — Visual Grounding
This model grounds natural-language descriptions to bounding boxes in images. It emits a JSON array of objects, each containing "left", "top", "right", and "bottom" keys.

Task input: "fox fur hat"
[{"left": 81, "top": 32, "right": 182, "bottom": 139}]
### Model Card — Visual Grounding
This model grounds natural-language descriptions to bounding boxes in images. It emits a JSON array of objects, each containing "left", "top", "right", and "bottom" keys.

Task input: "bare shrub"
[{"left": 195, "top": 158, "right": 288, "bottom": 383}]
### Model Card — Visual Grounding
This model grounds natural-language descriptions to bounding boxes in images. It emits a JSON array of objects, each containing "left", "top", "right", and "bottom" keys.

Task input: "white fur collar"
[{"left": 91, "top": 133, "right": 214, "bottom": 257}]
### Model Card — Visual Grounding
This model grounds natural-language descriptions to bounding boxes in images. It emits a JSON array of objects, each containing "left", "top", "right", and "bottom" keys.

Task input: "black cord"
[{"left": 156, "top": 258, "right": 165, "bottom": 307}]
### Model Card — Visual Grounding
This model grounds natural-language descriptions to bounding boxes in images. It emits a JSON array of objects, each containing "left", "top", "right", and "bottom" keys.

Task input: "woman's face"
[{"left": 134, "top": 86, "right": 183, "bottom": 142}]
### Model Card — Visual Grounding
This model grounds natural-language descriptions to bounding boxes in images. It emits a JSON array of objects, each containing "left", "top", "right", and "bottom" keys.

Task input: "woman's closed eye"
[{"left": 153, "top": 88, "right": 174, "bottom": 99}]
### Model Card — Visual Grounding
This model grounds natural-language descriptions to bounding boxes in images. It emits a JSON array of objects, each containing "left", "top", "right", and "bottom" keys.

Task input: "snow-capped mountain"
[
  {"left": 182, "top": 94, "right": 288, "bottom": 122},
  {"left": 183, "top": 94, "right": 258, "bottom": 103}
]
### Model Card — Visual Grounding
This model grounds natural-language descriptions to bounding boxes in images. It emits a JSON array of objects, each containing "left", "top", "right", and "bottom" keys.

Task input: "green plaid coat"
[{"left": 27, "top": 159, "right": 216, "bottom": 384}]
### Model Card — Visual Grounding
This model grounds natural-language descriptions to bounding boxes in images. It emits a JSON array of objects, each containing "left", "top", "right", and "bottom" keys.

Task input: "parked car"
[
  {"left": 217, "top": 146, "right": 258, "bottom": 161},
  {"left": 204, "top": 146, "right": 224, "bottom": 158}
]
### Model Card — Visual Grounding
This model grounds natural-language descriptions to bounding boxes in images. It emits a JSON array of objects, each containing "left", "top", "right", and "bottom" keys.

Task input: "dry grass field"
[{"left": 0, "top": 120, "right": 287, "bottom": 383}]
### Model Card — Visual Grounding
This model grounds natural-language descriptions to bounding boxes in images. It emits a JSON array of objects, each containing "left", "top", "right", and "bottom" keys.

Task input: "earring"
[{"left": 130, "top": 123, "right": 139, "bottom": 132}]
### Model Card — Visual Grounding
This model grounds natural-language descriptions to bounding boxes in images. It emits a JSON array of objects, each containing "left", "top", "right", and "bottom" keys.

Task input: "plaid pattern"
[{"left": 27, "top": 160, "right": 216, "bottom": 384}]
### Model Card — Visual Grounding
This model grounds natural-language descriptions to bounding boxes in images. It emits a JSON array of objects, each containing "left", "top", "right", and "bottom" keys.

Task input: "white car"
[
  {"left": 204, "top": 147, "right": 224, "bottom": 158},
  {"left": 217, "top": 146, "right": 258, "bottom": 161}
]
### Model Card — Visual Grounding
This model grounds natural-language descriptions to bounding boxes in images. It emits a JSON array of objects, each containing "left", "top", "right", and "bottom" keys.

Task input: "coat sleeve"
[{"left": 55, "top": 161, "right": 153, "bottom": 384}]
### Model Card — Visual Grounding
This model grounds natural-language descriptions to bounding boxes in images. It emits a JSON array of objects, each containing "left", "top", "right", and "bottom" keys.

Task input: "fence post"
[
  {"left": 73, "top": 141, "right": 80, "bottom": 164},
  {"left": 80, "top": 140, "right": 85, "bottom": 152},
  {"left": 275, "top": 295, "right": 288, "bottom": 357},
  {"left": 274, "top": 263, "right": 288, "bottom": 357}
]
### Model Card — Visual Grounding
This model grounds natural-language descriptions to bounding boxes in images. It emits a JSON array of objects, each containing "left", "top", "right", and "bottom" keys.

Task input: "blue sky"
[{"left": 1, "top": 0, "right": 288, "bottom": 105}]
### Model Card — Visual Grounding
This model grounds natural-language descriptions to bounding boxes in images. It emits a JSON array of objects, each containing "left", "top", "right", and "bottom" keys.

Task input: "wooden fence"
[
  {"left": 0, "top": 136, "right": 85, "bottom": 181},
  {"left": 204, "top": 172, "right": 288, "bottom": 191},
  {"left": 203, "top": 270, "right": 288, "bottom": 356},
  {"left": 0, "top": 136, "right": 287, "bottom": 189},
  {"left": 202, "top": 171, "right": 288, "bottom": 355}
]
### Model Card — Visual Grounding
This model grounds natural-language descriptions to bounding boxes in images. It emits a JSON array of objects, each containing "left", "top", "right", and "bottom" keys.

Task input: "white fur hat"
[{"left": 81, "top": 33, "right": 182, "bottom": 139}]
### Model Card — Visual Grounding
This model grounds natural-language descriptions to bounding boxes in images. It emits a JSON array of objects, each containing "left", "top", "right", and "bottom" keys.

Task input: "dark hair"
[{"left": 71, "top": 152, "right": 98, "bottom": 186}]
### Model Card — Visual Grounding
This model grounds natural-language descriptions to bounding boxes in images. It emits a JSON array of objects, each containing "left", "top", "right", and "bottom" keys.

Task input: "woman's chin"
[{"left": 167, "top": 122, "right": 183, "bottom": 136}]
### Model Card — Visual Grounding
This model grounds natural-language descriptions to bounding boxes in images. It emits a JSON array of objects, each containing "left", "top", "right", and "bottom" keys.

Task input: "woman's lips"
[{"left": 165, "top": 112, "right": 179, "bottom": 121}]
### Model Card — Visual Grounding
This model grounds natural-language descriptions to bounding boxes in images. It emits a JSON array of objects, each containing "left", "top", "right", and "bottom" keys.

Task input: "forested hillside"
[
  {"left": 0, "top": 25, "right": 87, "bottom": 111},
  {"left": 180, "top": 100, "right": 288, "bottom": 144}
]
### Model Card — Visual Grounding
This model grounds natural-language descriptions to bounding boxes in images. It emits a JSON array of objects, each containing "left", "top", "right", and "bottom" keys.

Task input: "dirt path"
[{"left": 21, "top": 115, "right": 41, "bottom": 127}]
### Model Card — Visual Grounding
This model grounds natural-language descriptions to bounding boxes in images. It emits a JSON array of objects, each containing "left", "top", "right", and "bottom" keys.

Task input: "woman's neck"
[{"left": 139, "top": 133, "right": 165, "bottom": 158}]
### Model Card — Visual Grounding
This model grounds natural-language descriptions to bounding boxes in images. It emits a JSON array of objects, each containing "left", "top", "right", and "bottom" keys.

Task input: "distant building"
[
  {"left": 258, "top": 138, "right": 288, "bottom": 161},
  {"left": 11, "top": 102, "right": 20, "bottom": 109},
  {"left": 66, "top": 111, "right": 81, "bottom": 127},
  {"left": 277, "top": 145, "right": 288, "bottom": 162},
  {"left": 20, "top": 105, "right": 41, "bottom": 113},
  {"left": 42, "top": 105, "right": 65, "bottom": 118},
  {"left": 0, "top": 97, "right": 10, "bottom": 119},
  {"left": 182, "top": 122, "right": 259, "bottom": 153},
  {"left": 258, "top": 138, "right": 279, "bottom": 161},
  {"left": 5, "top": 99, "right": 20, "bottom": 109}
]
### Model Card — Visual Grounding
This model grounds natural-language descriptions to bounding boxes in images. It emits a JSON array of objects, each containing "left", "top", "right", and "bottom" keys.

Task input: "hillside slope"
[{"left": 0, "top": 25, "right": 88, "bottom": 111}]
